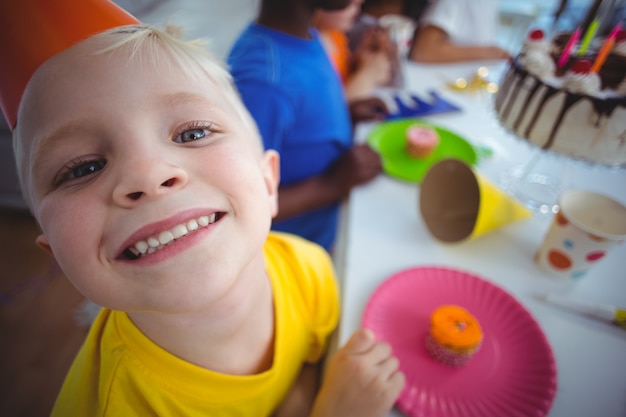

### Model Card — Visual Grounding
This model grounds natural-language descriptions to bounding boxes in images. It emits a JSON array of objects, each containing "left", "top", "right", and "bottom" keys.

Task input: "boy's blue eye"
[
  {"left": 68, "top": 160, "right": 106, "bottom": 179},
  {"left": 177, "top": 128, "right": 209, "bottom": 143}
]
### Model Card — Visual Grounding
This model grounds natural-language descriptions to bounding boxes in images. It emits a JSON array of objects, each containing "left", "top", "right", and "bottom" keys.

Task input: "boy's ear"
[
  {"left": 35, "top": 234, "right": 53, "bottom": 255},
  {"left": 262, "top": 150, "right": 280, "bottom": 218}
]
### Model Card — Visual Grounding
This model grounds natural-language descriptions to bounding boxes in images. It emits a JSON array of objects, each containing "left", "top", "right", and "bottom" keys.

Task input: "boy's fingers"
[
  {"left": 370, "top": 341, "right": 393, "bottom": 364},
  {"left": 389, "top": 369, "right": 406, "bottom": 394},
  {"left": 379, "top": 354, "right": 400, "bottom": 376},
  {"left": 343, "top": 328, "right": 376, "bottom": 354}
]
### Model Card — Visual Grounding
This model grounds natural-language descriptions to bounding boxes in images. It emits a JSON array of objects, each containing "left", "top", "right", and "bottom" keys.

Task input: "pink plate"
[{"left": 362, "top": 266, "right": 557, "bottom": 417}]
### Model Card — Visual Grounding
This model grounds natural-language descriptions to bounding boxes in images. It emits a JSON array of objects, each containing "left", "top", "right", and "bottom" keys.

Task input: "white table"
[{"left": 333, "top": 60, "right": 626, "bottom": 417}]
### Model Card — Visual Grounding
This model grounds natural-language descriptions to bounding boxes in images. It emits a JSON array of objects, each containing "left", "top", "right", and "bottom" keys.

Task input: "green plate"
[{"left": 367, "top": 119, "right": 479, "bottom": 183}]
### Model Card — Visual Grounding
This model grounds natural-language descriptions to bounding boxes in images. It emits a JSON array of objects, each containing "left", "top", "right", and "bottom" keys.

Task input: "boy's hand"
[
  {"left": 350, "top": 97, "right": 389, "bottom": 123},
  {"left": 356, "top": 26, "right": 392, "bottom": 55},
  {"left": 323, "top": 144, "right": 382, "bottom": 198},
  {"left": 356, "top": 50, "right": 393, "bottom": 86},
  {"left": 310, "top": 329, "right": 405, "bottom": 417}
]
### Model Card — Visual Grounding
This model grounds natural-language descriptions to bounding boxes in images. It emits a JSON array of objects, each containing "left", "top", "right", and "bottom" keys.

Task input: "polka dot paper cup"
[{"left": 536, "top": 189, "right": 626, "bottom": 280}]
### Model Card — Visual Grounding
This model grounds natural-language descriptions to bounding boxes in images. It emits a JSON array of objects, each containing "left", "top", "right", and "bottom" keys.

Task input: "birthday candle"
[
  {"left": 578, "top": 18, "right": 599, "bottom": 56},
  {"left": 591, "top": 23, "right": 622, "bottom": 73},
  {"left": 558, "top": 28, "right": 581, "bottom": 68},
  {"left": 591, "top": 37, "right": 615, "bottom": 73},
  {"left": 606, "top": 22, "right": 623, "bottom": 42}
]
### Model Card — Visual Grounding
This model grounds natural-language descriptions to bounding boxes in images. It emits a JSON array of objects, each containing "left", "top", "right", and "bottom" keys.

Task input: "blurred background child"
[
  {"left": 313, "top": 0, "right": 394, "bottom": 101},
  {"left": 409, "top": 0, "right": 511, "bottom": 62},
  {"left": 349, "top": 0, "right": 509, "bottom": 63},
  {"left": 228, "top": 0, "right": 388, "bottom": 252}
]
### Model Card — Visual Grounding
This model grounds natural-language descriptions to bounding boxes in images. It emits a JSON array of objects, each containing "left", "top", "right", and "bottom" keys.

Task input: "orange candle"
[{"left": 591, "top": 37, "right": 615, "bottom": 73}]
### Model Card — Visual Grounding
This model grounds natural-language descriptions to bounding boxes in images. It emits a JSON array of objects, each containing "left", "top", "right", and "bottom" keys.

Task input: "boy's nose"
[{"left": 112, "top": 155, "right": 189, "bottom": 207}]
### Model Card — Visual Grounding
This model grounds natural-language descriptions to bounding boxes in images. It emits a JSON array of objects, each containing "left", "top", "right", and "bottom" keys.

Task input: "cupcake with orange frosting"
[{"left": 425, "top": 305, "right": 483, "bottom": 367}]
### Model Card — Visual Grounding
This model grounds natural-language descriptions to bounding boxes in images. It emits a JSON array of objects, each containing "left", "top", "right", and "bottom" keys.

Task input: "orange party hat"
[{"left": 0, "top": 0, "right": 140, "bottom": 129}]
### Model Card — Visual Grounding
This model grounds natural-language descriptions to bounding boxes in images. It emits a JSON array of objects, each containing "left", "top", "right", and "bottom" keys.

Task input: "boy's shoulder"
[
  {"left": 264, "top": 231, "right": 331, "bottom": 266},
  {"left": 263, "top": 231, "right": 336, "bottom": 291},
  {"left": 264, "top": 232, "right": 339, "bottom": 350}
]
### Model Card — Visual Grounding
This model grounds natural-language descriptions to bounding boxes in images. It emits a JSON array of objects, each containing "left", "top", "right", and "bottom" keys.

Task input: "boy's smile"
[
  {"left": 120, "top": 211, "right": 224, "bottom": 261},
  {"left": 17, "top": 34, "right": 279, "bottom": 313}
]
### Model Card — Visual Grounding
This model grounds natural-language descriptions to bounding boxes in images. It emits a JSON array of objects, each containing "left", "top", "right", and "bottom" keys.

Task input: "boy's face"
[
  {"left": 316, "top": 0, "right": 352, "bottom": 11},
  {"left": 317, "top": 0, "right": 363, "bottom": 31},
  {"left": 18, "top": 36, "right": 279, "bottom": 313}
]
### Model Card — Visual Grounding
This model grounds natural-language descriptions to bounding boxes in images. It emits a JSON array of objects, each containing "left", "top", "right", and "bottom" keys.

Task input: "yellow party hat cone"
[
  {"left": 472, "top": 172, "right": 532, "bottom": 238},
  {"left": 420, "top": 159, "right": 531, "bottom": 243}
]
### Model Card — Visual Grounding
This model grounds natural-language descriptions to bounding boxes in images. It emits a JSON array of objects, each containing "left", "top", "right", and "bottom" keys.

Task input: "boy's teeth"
[
  {"left": 158, "top": 231, "right": 174, "bottom": 245},
  {"left": 127, "top": 214, "right": 218, "bottom": 259},
  {"left": 136, "top": 241, "right": 149, "bottom": 254},
  {"left": 172, "top": 224, "right": 188, "bottom": 239}
]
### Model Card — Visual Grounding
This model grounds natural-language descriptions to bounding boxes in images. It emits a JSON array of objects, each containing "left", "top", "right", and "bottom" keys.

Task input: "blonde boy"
[{"left": 2, "top": 2, "right": 404, "bottom": 416}]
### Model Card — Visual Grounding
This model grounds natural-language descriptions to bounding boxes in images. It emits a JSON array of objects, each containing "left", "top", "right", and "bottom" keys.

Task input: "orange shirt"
[{"left": 320, "top": 28, "right": 352, "bottom": 82}]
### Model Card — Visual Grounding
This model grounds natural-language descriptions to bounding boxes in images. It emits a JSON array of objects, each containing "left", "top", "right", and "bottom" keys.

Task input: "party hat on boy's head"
[{"left": 0, "top": 0, "right": 140, "bottom": 130}]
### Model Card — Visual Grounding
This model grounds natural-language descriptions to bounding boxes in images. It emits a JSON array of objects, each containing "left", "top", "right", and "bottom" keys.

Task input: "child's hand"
[
  {"left": 310, "top": 329, "right": 405, "bottom": 417},
  {"left": 355, "top": 50, "right": 393, "bottom": 86},
  {"left": 323, "top": 143, "right": 382, "bottom": 198},
  {"left": 349, "top": 97, "right": 388, "bottom": 123},
  {"left": 357, "top": 26, "right": 392, "bottom": 55}
]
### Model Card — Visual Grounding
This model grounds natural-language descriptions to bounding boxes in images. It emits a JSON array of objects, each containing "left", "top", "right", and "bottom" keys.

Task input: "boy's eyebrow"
[
  {"left": 158, "top": 91, "right": 231, "bottom": 120},
  {"left": 159, "top": 91, "right": 212, "bottom": 108},
  {"left": 32, "top": 122, "right": 88, "bottom": 168},
  {"left": 32, "top": 92, "right": 219, "bottom": 167}
]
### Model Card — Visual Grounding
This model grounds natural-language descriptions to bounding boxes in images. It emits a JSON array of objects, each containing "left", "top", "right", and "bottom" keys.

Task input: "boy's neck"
[
  {"left": 126, "top": 256, "right": 276, "bottom": 375},
  {"left": 257, "top": 0, "right": 315, "bottom": 39}
]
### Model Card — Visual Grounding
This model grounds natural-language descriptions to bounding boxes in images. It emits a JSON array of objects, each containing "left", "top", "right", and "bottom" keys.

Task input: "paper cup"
[
  {"left": 535, "top": 189, "right": 626, "bottom": 280},
  {"left": 420, "top": 159, "right": 532, "bottom": 243}
]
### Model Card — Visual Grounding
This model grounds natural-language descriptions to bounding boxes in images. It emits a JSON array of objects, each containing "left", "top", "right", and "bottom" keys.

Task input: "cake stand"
[
  {"left": 495, "top": 111, "right": 624, "bottom": 217},
  {"left": 498, "top": 139, "right": 569, "bottom": 215}
]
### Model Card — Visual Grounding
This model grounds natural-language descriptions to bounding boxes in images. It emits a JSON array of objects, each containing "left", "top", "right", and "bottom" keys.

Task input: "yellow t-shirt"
[{"left": 51, "top": 232, "right": 339, "bottom": 417}]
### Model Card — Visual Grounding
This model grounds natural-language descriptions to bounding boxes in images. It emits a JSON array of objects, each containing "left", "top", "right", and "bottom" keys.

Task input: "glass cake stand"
[
  {"left": 497, "top": 127, "right": 624, "bottom": 217},
  {"left": 499, "top": 145, "right": 570, "bottom": 216}
]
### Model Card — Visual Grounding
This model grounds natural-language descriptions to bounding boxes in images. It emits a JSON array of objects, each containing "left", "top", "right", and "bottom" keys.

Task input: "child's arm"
[
  {"left": 273, "top": 143, "right": 382, "bottom": 221},
  {"left": 410, "top": 25, "right": 510, "bottom": 63},
  {"left": 308, "top": 328, "right": 405, "bottom": 417},
  {"left": 344, "top": 50, "right": 392, "bottom": 101},
  {"left": 273, "top": 363, "right": 321, "bottom": 417},
  {"left": 349, "top": 97, "right": 388, "bottom": 124},
  {"left": 344, "top": 27, "right": 393, "bottom": 101}
]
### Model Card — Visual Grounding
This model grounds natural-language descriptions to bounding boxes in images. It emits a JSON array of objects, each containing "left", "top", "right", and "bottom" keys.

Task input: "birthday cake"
[{"left": 494, "top": 29, "right": 626, "bottom": 166}]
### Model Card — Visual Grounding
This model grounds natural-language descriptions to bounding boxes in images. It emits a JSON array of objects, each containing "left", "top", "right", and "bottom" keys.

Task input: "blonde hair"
[{"left": 13, "top": 24, "right": 261, "bottom": 210}]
